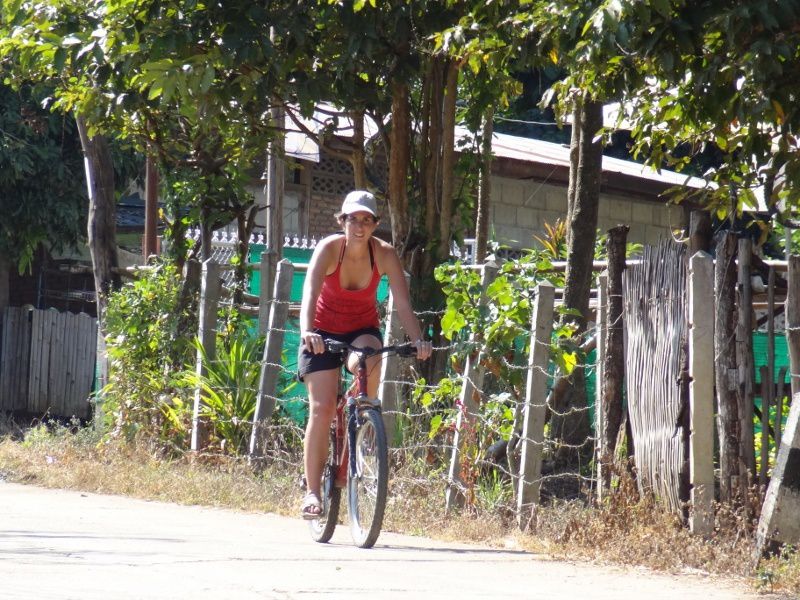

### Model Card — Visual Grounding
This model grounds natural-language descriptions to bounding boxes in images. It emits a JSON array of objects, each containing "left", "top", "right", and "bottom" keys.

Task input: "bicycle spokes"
[{"left": 347, "top": 408, "right": 388, "bottom": 548}]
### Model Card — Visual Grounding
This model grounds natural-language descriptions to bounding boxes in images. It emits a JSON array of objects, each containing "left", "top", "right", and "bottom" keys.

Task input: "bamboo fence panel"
[{"left": 623, "top": 241, "right": 687, "bottom": 513}]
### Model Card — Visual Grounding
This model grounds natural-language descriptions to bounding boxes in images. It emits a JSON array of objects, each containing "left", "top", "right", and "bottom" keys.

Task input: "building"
[{"left": 251, "top": 107, "right": 706, "bottom": 251}]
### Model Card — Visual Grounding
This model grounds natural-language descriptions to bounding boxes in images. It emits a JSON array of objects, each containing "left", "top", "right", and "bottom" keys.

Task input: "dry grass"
[{"left": 1, "top": 421, "right": 798, "bottom": 597}]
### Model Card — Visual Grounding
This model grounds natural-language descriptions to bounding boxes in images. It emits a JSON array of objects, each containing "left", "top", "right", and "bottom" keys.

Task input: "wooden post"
[
  {"left": 379, "top": 274, "right": 409, "bottom": 447},
  {"left": 249, "top": 259, "right": 294, "bottom": 458},
  {"left": 760, "top": 366, "right": 770, "bottom": 486},
  {"left": 715, "top": 232, "right": 739, "bottom": 501},
  {"left": 689, "top": 210, "right": 712, "bottom": 254},
  {"left": 776, "top": 366, "right": 787, "bottom": 450},
  {"left": 736, "top": 238, "right": 756, "bottom": 480},
  {"left": 445, "top": 260, "right": 498, "bottom": 511},
  {"left": 595, "top": 271, "right": 608, "bottom": 501},
  {"left": 753, "top": 392, "right": 800, "bottom": 563},
  {"left": 257, "top": 250, "right": 273, "bottom": 335},
  {"left": 767, "top": 265, "right": 776, "bottom": 479},
  {"left": 786, "top": 256, "right": 800, "bottom": 399},
  {"left": 191, "top": 259, "right": 221, "bottom": 452},
  {"left": 688, "top": 251, "right": 715, "bottom": 536},
  {"left": 517, "top": 283, "right": 555, "bottom": 527},
  {"left": 262, "top": 98, "right": 285, "bottom": 321},
  {"left": 600, "top": 225, "right": 628, "bottom": 491}
]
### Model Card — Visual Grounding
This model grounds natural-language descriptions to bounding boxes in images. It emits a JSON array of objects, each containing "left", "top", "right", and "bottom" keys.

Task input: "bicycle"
[{"left": 308, "top": 339, "right": 417, "bottom": 548}]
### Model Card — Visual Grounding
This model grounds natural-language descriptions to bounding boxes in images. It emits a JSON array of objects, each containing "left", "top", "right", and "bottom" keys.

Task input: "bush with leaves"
[
  {"left": 102, "top": 261, "right": 196, "bottom": 450},
  {"left": 426, "top": 221, "right": 640, "bottom": 505}
]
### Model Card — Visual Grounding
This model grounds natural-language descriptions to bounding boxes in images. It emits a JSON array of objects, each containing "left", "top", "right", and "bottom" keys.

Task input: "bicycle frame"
[
  {"left": 333, "top": 351, "right": 372, "bottom": 488},
  {"left": 310, "top": 339, "right": 417, "bottom": 547}
]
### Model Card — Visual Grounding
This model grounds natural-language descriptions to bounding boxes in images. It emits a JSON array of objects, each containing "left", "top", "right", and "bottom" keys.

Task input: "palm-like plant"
[{"left": 183, "top": 333, "right": 263, "bottom": 454}]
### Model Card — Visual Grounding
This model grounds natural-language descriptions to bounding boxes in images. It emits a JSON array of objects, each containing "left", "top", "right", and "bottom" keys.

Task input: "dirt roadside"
[{"left": 0, "top": 482, "right": 788, "bottom": 600}]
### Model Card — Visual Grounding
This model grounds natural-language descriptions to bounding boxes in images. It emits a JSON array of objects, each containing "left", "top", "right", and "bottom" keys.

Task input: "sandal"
[{"left": 300, "top": 492, "right": 323, "bottom": 520}]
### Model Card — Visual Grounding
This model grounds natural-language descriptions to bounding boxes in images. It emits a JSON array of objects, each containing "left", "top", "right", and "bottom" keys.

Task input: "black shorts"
[{"left": 297, "top": 326, "right": 383, "bottom": 381}]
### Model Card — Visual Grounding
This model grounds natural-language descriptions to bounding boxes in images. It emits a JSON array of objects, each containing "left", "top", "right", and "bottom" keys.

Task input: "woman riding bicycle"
[{"left": 298, "top": 190, "right": 432, "bottom": 519}]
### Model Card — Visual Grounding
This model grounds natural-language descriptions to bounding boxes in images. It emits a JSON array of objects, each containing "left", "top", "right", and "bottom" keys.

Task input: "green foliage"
[
  {"left": 182, "top": 332, "right": 263, "bottom": 455},
  {"left": 22, "top": 417, "right": 101, "bottom": 450},
  {"left": 101, "top": 261, "right": 195, "bottom": 449},
  {"left": 0, "top": 79, "right": 86, "bottom": 271},
  {"left": 436, "top": 220, "right": 609, "bottom": 400},
  {"left": 414, "top": 376, "right": 460, "bottom": 442},
  {"left": 1, "top": 0, "right": 299, "bottom": 266},
  {"left": 536, "top": 0, "right": 800, "bottom": 220},
  {"left": 475, "top": 468, "right": 513, "bottom": 513}
]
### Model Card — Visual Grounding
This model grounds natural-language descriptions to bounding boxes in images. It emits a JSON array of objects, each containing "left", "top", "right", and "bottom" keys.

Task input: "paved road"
[{"left": 0, "top": 482, "right": 776, "bottom": 599}]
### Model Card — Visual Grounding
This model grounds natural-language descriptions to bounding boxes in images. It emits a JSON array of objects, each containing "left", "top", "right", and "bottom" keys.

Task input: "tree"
[
  {"left": 0, "top": 80, "right": 87, "bottom": 310},
  {"left": 563, "top": 0, "right": 800, "bottom": 217},
  {"left": 557, "top": 0, "right": 800, "bottom": 494},
  {"left": 1, "top": 0, "right": 314, "bottom": 331},
  {"left": 0, "top": 81, "right": 86, "bottom": 272}
]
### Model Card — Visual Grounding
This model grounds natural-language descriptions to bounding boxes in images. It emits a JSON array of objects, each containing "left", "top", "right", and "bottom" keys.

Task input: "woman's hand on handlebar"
[
  {"left": 414, "top": 339, "right": 432, "bottom": 361},
  {"left": 302, "top": 331, "right": 325, "bottom": 354}
]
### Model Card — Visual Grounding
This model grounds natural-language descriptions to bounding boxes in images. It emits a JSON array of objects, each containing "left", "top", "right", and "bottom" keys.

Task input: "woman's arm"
[
  {"left": 299, "top": 237, "right": 336, "bottom": 354},
  {"left": 379, "top": 243, "right": 432, "bottom": 360}
]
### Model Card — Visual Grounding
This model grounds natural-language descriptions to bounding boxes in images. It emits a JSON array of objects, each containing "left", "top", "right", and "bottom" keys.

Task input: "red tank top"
[{"left": 313, "top": 238, "right": 381, "bottom": 334}]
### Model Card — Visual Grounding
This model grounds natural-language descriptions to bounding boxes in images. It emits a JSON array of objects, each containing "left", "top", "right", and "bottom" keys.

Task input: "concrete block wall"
[{"left": 491, "top": 176, "right": 686, "bottom": 249}]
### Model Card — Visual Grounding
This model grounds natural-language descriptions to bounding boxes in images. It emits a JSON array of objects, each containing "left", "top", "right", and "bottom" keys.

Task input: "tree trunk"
[
  {"left": 601, "top": 225, "right": 628, "bottom": 481},
  {"left": 76, "top": 117, "right": 120, "bottom": 322},
  {"left": 565, "top": 104, "right": 581, "bottom": 250},
  {"left": 75, "top": 116, "right": 119, "bottom": 408},
  {"left": 550, "top": 98, "right": 603, "bottom": 457},
  {"left": 200, "top": 207, "right": 213, "bottom": 264},
  {"left": 350, "top": 109, "right": 367, "bottom": 189},
  {"left": 388, "top": 80, "right": 411, "bottom": 252},
  {"left": 423, "top": 58, "right": 442, "bottom": 259},
  {"left": 715, "top": 231, "right": 740, "bottom": 502},
  {"left": 233, "top": 210, "right": 255, "bottom": 307},
  {"left": 562, "top": 99, "right": 602, "bottom": 331},
  {"left": 475, "top": 106, "right": 494, "bottom": 263},
  {"left": 436, "top": 60, "right": 459, "bottom": 262}
]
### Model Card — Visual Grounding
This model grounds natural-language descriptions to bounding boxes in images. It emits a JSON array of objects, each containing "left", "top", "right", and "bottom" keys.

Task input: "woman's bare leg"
[
  {"left": 303, "top": 368, "right": 340, "bottom": 503},
  {"left": 347, "top": 333, "right": 383, "bottom": 397}
]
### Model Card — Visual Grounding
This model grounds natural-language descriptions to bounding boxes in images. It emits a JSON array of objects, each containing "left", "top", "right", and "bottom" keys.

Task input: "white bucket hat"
[{"left": 339, "top": 190, "right": 378, "bottom": 217}]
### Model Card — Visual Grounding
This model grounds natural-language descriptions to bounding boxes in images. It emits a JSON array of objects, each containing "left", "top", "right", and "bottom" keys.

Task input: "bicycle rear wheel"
[
  {"left": 347, "top": 407, "right": 388, "bottom": 548},
  {"left": 309, "top": 430, "right": 341, "bottom": 543}
]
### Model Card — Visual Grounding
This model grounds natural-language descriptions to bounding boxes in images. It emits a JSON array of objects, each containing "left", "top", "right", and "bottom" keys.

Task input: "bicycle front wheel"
[
  {"left": 309, "top": 430, "right": 341, "bottom": 543},
  {"left": 347, "top": 407, "right": 388, "bottom": 548}
]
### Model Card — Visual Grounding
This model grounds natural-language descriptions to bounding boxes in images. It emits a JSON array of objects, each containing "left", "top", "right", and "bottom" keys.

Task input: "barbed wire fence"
[
  {"left": 178, "top": 242, "right": 601, "bottom": 523},
  {"left": 166, "top": 228, "right": 792, "bottom": 533}
]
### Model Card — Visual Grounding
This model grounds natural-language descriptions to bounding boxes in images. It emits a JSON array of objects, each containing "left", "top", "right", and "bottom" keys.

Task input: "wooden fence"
[{"left": 0, "top": 306, "right": 96, "bottom": 419}]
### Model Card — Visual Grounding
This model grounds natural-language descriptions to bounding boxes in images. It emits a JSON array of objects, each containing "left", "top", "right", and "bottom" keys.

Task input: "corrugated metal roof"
[{"left": 455, "top": 125, "right": 710, "bottom": 190}]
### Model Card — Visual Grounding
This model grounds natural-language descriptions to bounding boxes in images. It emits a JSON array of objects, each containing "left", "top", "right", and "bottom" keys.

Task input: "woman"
[{"left": 298, "top": 190, "right": 432, "bottom": 518}]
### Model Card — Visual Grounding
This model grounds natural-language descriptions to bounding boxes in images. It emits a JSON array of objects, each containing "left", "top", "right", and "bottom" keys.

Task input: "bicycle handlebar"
[{"left": 324, "top": 339, "right": 418, "bottom": 359}]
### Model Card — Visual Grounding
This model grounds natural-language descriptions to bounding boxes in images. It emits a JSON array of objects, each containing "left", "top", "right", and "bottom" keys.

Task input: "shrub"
[{"left": 101, "top": 261, "right": 195, "bottom": 451}]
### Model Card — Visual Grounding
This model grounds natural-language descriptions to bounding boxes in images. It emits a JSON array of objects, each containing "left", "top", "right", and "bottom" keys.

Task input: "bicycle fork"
[{"left": 347, "top": 396, "right": 358, "bottom": 478}]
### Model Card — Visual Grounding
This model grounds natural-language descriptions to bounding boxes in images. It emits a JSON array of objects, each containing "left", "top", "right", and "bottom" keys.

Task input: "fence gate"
[
  {"left": 0, "top": 306, "right": 96, "bottom": 419},
  {"left": 623, "top": 241, "right": 688, "bottom": 512}
]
